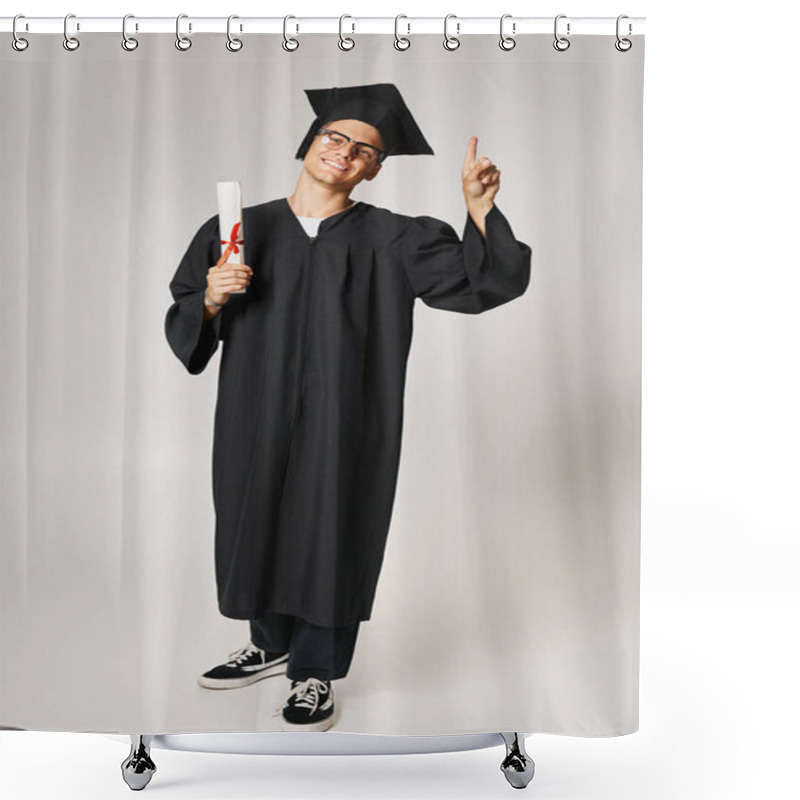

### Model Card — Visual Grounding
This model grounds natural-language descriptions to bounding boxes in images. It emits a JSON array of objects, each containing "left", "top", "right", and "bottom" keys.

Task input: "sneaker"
[
  {"left": 197, "top": 641, "right": 288, "bottom": 689},
  {"left": 276, "top": 677, "right": 337, "bottom": 731}
]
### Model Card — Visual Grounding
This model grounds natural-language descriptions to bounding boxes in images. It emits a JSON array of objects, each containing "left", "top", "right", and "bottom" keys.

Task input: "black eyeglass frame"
[{"left": 317, "top": 128, "right": 386, "bottom": 164}]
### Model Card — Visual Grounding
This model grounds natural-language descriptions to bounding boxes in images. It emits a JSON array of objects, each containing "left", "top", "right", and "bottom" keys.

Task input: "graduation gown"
[{"left": 165, "top": 198, "right": 531, "bottom": 627}]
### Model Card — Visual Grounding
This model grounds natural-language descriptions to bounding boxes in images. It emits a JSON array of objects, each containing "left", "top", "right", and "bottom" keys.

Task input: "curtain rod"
[{"left": 1, "top": 16, "right": 646, "bottom": 36}]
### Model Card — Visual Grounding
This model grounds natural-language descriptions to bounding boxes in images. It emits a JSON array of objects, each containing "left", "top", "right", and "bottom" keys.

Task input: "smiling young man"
[
  {"left": 291, "top": 119, "right": 384, "bottom": 214},
  {"left": 165, "top": 83, "right": 531, "bottom": 732}
]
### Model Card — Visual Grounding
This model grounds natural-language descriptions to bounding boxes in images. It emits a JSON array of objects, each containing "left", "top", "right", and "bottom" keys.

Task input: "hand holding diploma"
[
  {"left": 203, "top": 227, "right": 252, "bottom": 318},
  {"left": 205, "top": 260, "right": 252, "bottom": 307},
  {"left": 203, "top": 182, "right": 252, "bottom": 321}
]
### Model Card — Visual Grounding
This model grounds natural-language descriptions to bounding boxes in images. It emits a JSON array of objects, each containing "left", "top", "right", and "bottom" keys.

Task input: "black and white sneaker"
[
  {"left": 197, "top": 641, "right": 288, "bottom": 689},
  {"left": 277, "top": 678, "right": 337, "bottom": 731}
]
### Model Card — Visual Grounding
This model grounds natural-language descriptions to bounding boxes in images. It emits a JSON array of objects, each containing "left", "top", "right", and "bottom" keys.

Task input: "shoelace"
[
  {"left": 273, "top": 677, "right": 329, "bottom": 716},
  {"left": 225, "top": 642, "right": 262, "bottom": 667}
]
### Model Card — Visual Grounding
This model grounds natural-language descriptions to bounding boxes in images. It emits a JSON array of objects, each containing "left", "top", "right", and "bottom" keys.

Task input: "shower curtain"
[{"left": 0, "top": 29, "right": 644, "bottom": 736}]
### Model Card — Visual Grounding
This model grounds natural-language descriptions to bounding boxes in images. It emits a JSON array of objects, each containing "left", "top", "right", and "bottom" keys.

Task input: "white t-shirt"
[{"left": 296, "top": 216, "right": 323, "bottom": 238}]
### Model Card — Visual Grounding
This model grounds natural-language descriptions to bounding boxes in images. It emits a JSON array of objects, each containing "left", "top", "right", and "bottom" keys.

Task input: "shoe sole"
[
  {"left": 280, "top": 704, "right": 338, "bottom": 733},
  {"left": 197, "top": 660, "right": 288, "bottom": 690}
]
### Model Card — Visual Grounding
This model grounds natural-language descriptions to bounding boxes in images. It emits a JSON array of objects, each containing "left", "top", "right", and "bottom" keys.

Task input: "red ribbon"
[
  {"left": 217, "top": 221, "right": 244, "bottom": 267},
  {"left": 220, "top": 221, "right": 243, "bottom": 255}
]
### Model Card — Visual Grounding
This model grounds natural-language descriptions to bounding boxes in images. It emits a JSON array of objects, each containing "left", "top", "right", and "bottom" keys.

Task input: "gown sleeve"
[
  {"left": 164, "top": 215, "right": 224, "bottom": 375},
  {"left": 401, "top": 204, "right": 532, "bottom": 314}
]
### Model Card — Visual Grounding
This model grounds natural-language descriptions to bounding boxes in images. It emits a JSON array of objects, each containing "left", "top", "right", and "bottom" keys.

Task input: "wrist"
[
  {"left": 465, "top": 200, "right": 494, "bottom": 239},
  {"left": 204, "top": 291, "right": 223, "bottom": 309},
  {"left": 466, "top": 197, "right": 494, "bottom": 214}
]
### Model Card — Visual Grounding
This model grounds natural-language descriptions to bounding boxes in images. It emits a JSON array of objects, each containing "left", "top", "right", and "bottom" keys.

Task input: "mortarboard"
[{"left": 294, "top": 83, "right": 434, "bottom": 161}]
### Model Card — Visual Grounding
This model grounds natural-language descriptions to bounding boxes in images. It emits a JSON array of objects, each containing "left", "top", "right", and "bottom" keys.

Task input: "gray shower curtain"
[{"left": 0, "top": 31, "right": 643, "bottom": 735}]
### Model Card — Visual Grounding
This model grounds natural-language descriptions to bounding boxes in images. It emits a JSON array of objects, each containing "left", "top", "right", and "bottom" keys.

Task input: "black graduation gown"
[{"left": 165, "top": 198, "right": 531, "bottom": 627}]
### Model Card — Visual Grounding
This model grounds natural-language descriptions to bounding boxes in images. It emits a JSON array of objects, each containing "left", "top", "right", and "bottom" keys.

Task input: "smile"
[{"left": 322, "top": 159, "right": 349, "bottom": 172}]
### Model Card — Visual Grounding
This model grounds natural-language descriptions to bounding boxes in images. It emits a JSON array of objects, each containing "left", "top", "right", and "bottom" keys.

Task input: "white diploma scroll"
[{"left": 216, "top": 181, "right": 246, "bottom": 294}]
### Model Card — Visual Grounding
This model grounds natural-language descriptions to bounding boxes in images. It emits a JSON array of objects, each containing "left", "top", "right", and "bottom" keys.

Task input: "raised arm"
[
  {"left": 401, "top": 209, "right": 531, "bottom": 314},
  {"left": 401, "top": 138, "right": 531, "bottom": 314}
]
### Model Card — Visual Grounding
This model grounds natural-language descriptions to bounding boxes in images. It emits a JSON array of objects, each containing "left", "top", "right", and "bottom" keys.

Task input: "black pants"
[{"left": 249, "top": 611, "right": 360, "bottom": 682}]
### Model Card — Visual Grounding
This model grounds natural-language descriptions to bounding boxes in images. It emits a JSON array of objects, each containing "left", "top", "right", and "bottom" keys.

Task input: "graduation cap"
[{"left": 295, "top": 83, "right": 434, "bottom": 161}]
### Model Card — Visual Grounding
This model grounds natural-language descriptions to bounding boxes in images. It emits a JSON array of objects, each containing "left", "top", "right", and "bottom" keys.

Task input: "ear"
[{"left": 364, "top": 162, "right": 382, "bottom": 182}]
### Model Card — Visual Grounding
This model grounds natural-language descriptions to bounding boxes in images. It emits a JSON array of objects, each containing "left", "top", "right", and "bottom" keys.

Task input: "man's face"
[{"left": 303, "top": 119, "right": 384, "bottom": 189}]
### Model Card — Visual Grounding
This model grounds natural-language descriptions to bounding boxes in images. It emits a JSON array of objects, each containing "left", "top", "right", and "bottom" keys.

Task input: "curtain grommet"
[
  {"left": 226, "top": 15, "right": 243, "bottom": 52},
  {"left": 615, "top": 15, "right": 632, "bottom": 51},
  {"left": 553, "top": 14, "right": 570, "bottom": 52},
  {"left": 499, "top": 14, "right": 516, "bottom": 51},
  {"left": 338, "top": 14, "right": 355, "bottom": 51},
  {"left": 394, "top": 15, "right": 410, "bottom": 51},
  {"left": 443, "top": 14, "right": 460, "bottom": 51},
  {"left": 63, "top": 13, "right": 80, "bottom": 51},
  {"left": 175, "top": 14, "right": 192, "bottom": 51},
  {"left": 12, "top": 14, "right": 29, "bottom": 51},
  {"left": 121, "top": 14, "right": 139, "bottom": 51},
  {"left": 282, "top": 15, "right": 299, "bottom": 51}
]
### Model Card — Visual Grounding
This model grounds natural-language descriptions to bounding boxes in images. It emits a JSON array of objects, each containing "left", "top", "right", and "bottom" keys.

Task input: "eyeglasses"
[{"left": 317, "top": 128, "right": 385, "bottom": 164}]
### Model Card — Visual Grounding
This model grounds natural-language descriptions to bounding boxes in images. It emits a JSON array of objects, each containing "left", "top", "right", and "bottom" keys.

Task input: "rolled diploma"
[{"left": 216, "top": 181, "right": 246, "bottom": 294}]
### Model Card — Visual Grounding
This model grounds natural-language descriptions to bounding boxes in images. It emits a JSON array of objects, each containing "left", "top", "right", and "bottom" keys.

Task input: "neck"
[{"left": 288, "top": 172, "right": 355, "bottom": 218}]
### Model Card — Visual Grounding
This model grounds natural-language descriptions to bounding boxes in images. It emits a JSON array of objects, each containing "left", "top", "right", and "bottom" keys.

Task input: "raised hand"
[{"left": 462, "top": 136, "right": 501, "bottom": 206}]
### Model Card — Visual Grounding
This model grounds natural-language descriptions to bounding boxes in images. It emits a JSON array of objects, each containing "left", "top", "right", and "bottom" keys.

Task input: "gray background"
[{"left": 1, "top": 32, "right": 642, "bottom": 735}]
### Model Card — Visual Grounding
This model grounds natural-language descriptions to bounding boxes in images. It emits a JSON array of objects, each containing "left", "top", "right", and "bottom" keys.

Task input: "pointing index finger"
[{"left": 464, "top": 136, "right": 478, "bottom": 169}]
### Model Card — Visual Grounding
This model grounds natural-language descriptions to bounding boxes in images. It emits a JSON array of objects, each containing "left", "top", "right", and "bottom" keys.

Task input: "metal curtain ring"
[
  {"left": 394, "top": 15, "right": 410, "bottom": 51},
  {"left": 615, "top": 14, "right": 632, "bottom": 51},
  {"left": 226, "top": 15, "right": 243, "bottom": 51},
  {"left": 176, "top": 14, "right": 192, "bottom": 51},
  {"left": 443, "top": 14, "right": 460, "bottom": 51},
  {"left": 283, "top": 15, "right": 299, "bottom": 51},
  {"left": 12, "top": 14, "right": 29, "bottom": 51},
  {"left": 63, "top": 13, "right": 80, "bottom": 51},
  {"left": 339, "top": 14, "right": 355, "bottom": 50},
  {"left": 499, "top": 13, "right": 516, "bottom": 51},
  {"left": 122, "top": 14, "right": 139, "bottom": 51},
  {"left": 553, "top": 14, "right": 570, "bottom": 51}
]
